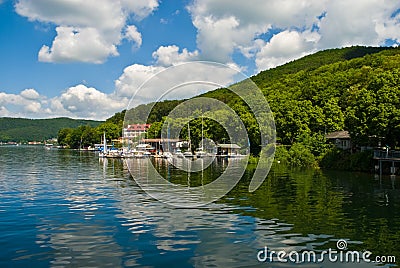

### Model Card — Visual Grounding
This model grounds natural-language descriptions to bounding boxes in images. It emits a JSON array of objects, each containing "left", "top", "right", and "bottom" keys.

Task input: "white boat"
[
  {"left": 44, "top": 143, "right": 53, "bottom": 150},
  {"left": 195, "top": 148, "right": 207, "bottom": 158},
  {"left": 99, "top": 132, "right": 107, "bottom": 158},
  {"left": 183, "top": 150, "right": 194, "bottom": 158},
  {"left": 163, "top": 152, "right": 173, "bottom": 159},
  {"left": 174, "top": 149, "right": 184, "bottom": 158},
  {"left": 105, "top": 149, "right": 123, "bottom": 158}
]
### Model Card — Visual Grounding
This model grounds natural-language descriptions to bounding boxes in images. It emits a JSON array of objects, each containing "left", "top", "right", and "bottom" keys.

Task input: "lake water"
[{"left": 0, "top": 146, "right": 399, "bottom": 267}]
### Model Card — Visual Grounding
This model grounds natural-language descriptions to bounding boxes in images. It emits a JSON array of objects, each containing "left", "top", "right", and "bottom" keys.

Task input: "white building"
[{"left": 123, "top": 124, "right": 151, "bottom": 139}]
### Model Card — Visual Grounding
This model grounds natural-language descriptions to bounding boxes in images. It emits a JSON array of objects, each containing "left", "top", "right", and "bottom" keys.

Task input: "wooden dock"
[{"left": 373, "top": 150, "right": 400, "bottom": 176}]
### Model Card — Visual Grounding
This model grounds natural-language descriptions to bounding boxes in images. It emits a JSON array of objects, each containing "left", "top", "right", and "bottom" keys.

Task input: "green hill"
[
  {"left": 56, "top": 45, "right": 400, "bottom": 166},
  {"left": 0, "top": 117, "right": 102, "bottom": 142},
  {"left": 201, "top": 46, "right": 400, "bottom": 145},
  {"left": 252, "top": 46, "right": 393, "bottom": 86}
]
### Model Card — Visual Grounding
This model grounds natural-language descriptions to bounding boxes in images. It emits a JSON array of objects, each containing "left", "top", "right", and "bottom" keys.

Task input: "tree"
[{"left": 57, "top": 128, "right": 73, "bottom": 147}]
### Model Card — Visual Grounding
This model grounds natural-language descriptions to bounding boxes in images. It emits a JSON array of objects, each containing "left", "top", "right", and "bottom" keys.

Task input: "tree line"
[{"left": 58, "top": 46, "right": 400, "bottom": 168}]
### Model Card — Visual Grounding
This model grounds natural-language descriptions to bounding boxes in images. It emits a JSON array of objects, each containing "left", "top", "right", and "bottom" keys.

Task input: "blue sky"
[{"left": 0, "top": 0, "right": 399, "bottom": 120}]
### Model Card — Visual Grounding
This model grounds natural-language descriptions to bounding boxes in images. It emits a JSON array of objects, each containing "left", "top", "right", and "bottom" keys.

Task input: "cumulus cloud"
[
  {"left": 255, "top": 30, "right": 319, "bottom": 70},
  {"left": 115, "top": 64, "right": 166, "bottom": 100},
  {"left": 115, "top": 61, "right": 242, "bottom": 108},
  {"left": 54, "top": 85, "right": 127, "bottom": 119},
  {"left": 38, "top": 26, "right": 119, "bottom": 63},
  {"left": 0, "top": 86, "right": 127, "bottom": 120},
  {"left": 152, "top": 45, "right": 199, "bottom": 66},
  {"left": 15, "top": 0, "right": 159, "bottom": 63},
  {"left": 0, "top": 90, "right": 48, "bottom": 118},
  {"left": 187, "top": 0, "right": 400, "bottom": 70},
  {"left": 20, "top": 88, "right": 40, "bottom": 100},
  {"left": 120, "top": 0, "right": 159, "bottom": 20},
  {"left": 125, "top": 25, "right": 142, "bottom": 48}
]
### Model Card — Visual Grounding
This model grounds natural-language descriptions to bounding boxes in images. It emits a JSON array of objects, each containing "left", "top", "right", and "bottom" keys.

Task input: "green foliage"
[
  {"left": 47, "top": 46, "right": 400, "bottom": 169},
  {"left": 118, "top": 46, "right": 400, "bottom": 161},
  {"left": 0, "top": 117, "right": 101, "bottom": 143},
  {"left": 57, "top": 122, "right": 121, "bottom": 149},
  {"left": 288, "top": 143, "right": 317, "bottom": 168},
  {"left": 273, "top": 144, "right": 317, "bottom": 168},
  {"left": 105, "top": 110, "right": 126, "bottom": 128},
  {"left": 274, "top": 145, "right": 290, "bottom": 165},
  {"left": 320, "top": 147, "right": 373, "bottom": 171}
]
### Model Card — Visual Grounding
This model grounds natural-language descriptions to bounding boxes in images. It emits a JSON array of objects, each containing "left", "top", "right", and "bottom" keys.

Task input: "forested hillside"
[
  {"left": 203, "top": 46, "right": 400, "bottom": 146},
  {"left": 0, "top": 117, "right": 102, "bottom": 142},
  {"left": 59, "top": 46, "right": 400, "bottom": 169}
]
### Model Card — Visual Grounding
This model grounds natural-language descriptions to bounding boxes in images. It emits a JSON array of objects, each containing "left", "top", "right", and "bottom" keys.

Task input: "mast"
[
  {"left": 201, "top": 115, "right": 204, "bottom": 150},
  {"left": 188, "top": 121, "right": 191, "bottom": 152},
  {"left": 103, "top": 132, "right": 107, "bottom": 154}
]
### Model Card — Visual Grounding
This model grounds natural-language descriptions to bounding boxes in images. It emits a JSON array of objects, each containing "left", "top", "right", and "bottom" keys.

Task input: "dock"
[{"left": 373, "top": 150, "right": 400, "bottom": 176}]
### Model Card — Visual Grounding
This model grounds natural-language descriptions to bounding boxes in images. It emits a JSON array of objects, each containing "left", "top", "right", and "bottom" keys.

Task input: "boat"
[
  {"left": 195, "top": 116, "right": 207, "bottom": 158},
  {"left": 195, "top": 148, "right": 207, "bottom": 158},
  {"left": 183, "top": 121, "right": 194, "bottom": 158},
  {"left": 135, "top": 143, "right": 154, "bottom": 158},
  {"left": 174, "top": 148, "right": 184, "bottom": 158},
  {"left": 99, "top": 132, "right": 106, "bottom": 158},
  {"left": 105, "top": 148, "right": 123, "bottom": 158},
  {"left": 183, "top": 150, "right": 194, "bottom": 158},
  {"left": 44, "top": 143, "right": 53, "bottom": 150},
  {"left": 163, "top": 151, "right": 173, "bottom": 159}
]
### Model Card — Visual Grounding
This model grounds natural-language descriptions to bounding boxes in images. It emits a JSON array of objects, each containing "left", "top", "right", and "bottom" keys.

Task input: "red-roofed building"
[{"left": 123, "top": 124, "right": 151, "bottom": 139}]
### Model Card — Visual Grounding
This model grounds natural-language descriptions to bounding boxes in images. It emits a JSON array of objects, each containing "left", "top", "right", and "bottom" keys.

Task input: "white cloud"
[
  {"left": 115, "top": 64, "right": 166, "bottom": 100},
  {"left": 0, "top": 90, "right": 49, "bottom": 118},
  {"left": 55, "top": 85, "right": 127, "bottom": 119},
  {"left": 255, "top": 30, "right": 319, "bottom": 70},
  {"left": 152, "top": 45, "right": 199, "bottom": 66},
  {"left": 187, "top": 0, "right": 324, "bottom": 63},
  {"left": 25, "top": 101, "right": 42, "bottom": 113},
  {"left": 0, "top": 85, "right": 127, "bottom": 120},
  {"left": 115, "top": 61, "right": 242, "bottom": 108},
  {"left": 15, "top": 0, "right": 159, "bottom": 63},
  {"left": 38, "top": 26, "right": 119, "bottom": 63},
  {"left": 188, "top": 0, "right": 400, "bottom": 70},
  {"left": 120, "top": 0, "right": 159, "bottom": 20},
  {"left": 20, "top": 88, "right": 40, "bottom": 100},
  {"left": 125, "top": 25, "right": 142, "bottom": 48}
]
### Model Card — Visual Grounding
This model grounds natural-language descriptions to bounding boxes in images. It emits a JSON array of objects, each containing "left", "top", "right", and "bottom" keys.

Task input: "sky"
[{"left": 0, "top": 0, "right": 399, "bottom": 120}]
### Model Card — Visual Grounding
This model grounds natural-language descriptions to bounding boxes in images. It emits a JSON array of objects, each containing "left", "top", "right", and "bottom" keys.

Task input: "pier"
[{"left": 373, "top": 150, "right": 400, "bottom": 177}]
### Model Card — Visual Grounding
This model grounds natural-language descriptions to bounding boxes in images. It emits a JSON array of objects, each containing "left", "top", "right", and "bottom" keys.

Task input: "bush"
[
  {"left": 274, "top": 145, "right": 290, "bottom": 165},
  {"left": 288, "top": 143, "right": 318, "bottom": 168},
  {"left": 319, "top": 147, "right": 373, "bottom": 171}
]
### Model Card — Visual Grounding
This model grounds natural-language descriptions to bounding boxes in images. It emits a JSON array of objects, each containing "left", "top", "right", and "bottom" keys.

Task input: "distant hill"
[{"left": 0, "top": 117, "right": 102, "bottom": 142}]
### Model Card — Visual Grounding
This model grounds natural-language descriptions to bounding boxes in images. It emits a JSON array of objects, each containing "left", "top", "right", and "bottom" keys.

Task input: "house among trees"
[{"left": 325, "top": 131, "right": 352, "bottom": 150}]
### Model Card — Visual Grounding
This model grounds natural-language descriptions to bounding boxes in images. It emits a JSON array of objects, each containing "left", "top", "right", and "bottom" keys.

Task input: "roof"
[
  {"left": 325, "top": 130, "right": 350, "bottom": 139},
  {"left": 125, "top": 124, "right": 151, "bottom": 131},
  {"left": 217, "top": 143, "right": 241, "bottom": 149}
]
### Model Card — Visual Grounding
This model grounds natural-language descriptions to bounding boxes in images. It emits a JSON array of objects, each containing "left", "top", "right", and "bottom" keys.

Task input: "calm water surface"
[{"left": 0, "top": 146, "right": 399, "bottom": 267}]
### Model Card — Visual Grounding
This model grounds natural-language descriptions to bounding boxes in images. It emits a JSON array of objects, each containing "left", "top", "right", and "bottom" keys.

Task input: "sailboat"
[
  {"left": 99, "top": 132, "right": 107, "bottom": 158},
  {"left": 183, "top": 121, "right": 194, "bottom": 158},
  {"left": 195, "top": 115, "right": 207, "bottom": 158}
]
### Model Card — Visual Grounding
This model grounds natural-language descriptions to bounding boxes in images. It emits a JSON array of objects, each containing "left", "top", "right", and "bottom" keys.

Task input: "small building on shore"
[
  {"left": 216, "top": 143, "right": 241, "bottom": 156},
  {"left": 325, "top": 130, "right": 352, "bottom": 150}
]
